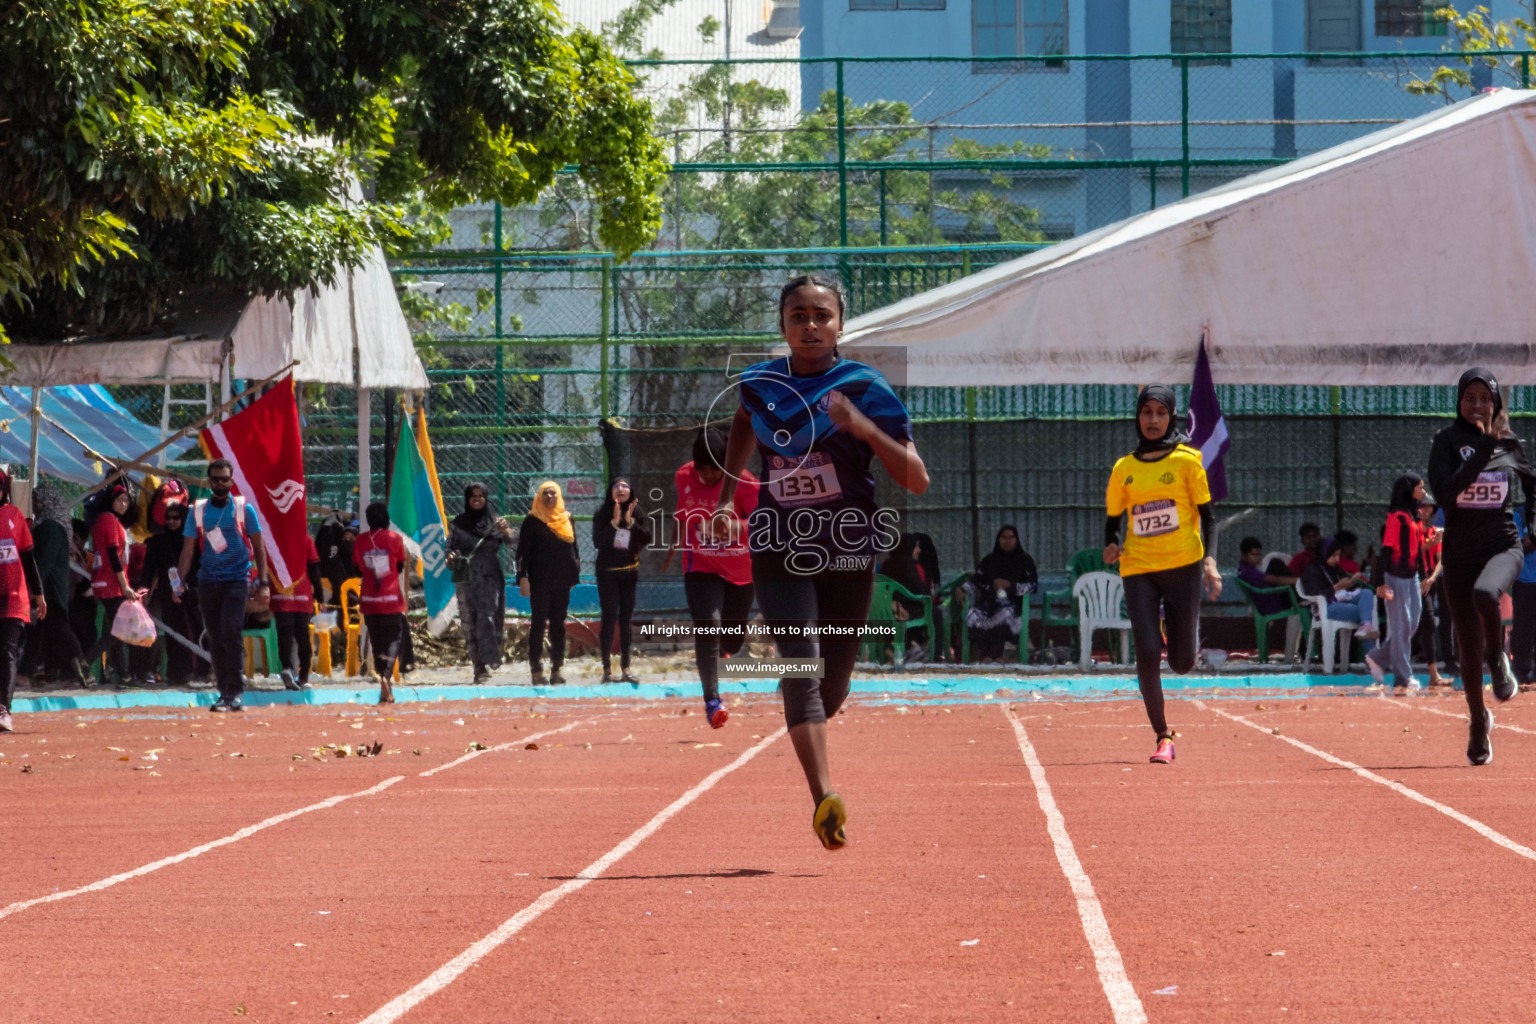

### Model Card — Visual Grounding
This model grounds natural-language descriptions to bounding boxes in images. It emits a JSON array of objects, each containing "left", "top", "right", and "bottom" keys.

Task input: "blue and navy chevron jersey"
[{"left": 737, "top": 355, "right": 914, "bottom": 560}]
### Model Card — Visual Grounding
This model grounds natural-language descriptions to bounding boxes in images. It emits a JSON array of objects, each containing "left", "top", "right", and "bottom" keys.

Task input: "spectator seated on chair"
[
  {"left": 1300, "top": 538, "right": 1379, "bottom": 656},
  {"left": 964, "top": 525, "right": 1038, "bottom": 663},
  {"left": 1287, "top": 522, "right": 1323, "bottom": 577},
  {"left": 1237, "top": 537, "right": 1297, "bottom": 614},
  {"left": 878, "top": 533, "right": 938, "bottom": 661}
]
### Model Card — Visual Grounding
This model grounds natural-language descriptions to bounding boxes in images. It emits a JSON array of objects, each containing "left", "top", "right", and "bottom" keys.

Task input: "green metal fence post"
[
  {"left": 1330, "top": 385, "right": 1344, "bottom": 533},
  {"left": 1524, "top": 52, "right": 1531, "bottom": 88},
  {"left": 1149, "top": 165, "right": 1158, "bottom": 210},
  {"left": 600, "top": 257, "right": 613, "bottom": 483},
  {"left": 1180, "top": 56, "right": 1191, "bottom": 197},
  {"left": 966, "top": 386, "right": 980, "bottom": 567},
  {"left": 879, "top": 167, "right": 887, "bottom": 246},
  {"left": 493, "top": 202, "right": 506, "bottom": 510},
  {"left": 836, "top": 58, "right": 849, "bottom": 249}
]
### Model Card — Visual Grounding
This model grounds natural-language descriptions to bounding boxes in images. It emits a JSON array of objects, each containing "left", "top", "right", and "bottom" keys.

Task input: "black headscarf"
[
  {"left": 1388, "top": 474, "right": 1423, "bottom": 515},
  {"left": 976, "top": 525, "right": 1034, "bottom": 584},
  {"left": 596, "top": 477, "right": 641, "bottom": 526},
  {"left": 1133, "top": 384, "right": 1191, "bottom": 459},
  {"left": 880, "top": 534, "right": 928, "bottom": 590},
  {"left": 452, "top": 481, "right": 497, "bottom": 537},
  {"left": 1455, "top": 367, "right": 1504, "bottom": 433}
]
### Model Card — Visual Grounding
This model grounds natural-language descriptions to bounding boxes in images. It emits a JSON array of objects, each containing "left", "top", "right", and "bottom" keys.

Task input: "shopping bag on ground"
[{"left": 111, "top": 600, "right": 159, "bottom": 647}]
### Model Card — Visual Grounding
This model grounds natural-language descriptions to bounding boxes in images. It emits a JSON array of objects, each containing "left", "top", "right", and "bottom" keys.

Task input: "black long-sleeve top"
[
  {"left": 515, "top": 516, "right": 580, "bottom": 589},
  {"left": 591, "top": 506, "right": 652, "bottom": 573},
  {"left": 1427, "top": 424, "right": 1536, "bottom": 566}
]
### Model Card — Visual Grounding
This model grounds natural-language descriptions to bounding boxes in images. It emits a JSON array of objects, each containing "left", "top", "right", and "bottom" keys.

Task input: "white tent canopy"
[
  {"left": 6, "top": 244, "right": 426, "bottom": 389},
  {"left": 840, "top": 88, "right": 1536, "bottom": 387}
]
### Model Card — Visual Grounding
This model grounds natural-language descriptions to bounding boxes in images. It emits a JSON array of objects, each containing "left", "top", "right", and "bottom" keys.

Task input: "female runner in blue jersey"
[{"left": 714, "top": 274, "right": 929, "bottom": 850}]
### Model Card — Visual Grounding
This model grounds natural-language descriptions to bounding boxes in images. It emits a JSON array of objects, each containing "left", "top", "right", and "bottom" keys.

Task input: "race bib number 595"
[
  {"left": 1458, "top": 472, "right": 1508, "bottom": 510},
  {"left": 1131, "top": 499, "right": 1180, "bottom": 538}
]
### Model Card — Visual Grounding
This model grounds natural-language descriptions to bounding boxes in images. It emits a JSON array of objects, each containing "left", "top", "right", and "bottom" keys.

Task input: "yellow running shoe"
[{"left": 812, "top": 792, "right": 848, "bottom": 850}]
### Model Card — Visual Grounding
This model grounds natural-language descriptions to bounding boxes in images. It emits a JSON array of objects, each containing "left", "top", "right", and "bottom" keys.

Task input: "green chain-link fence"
[{"left": 103, "top": 51, "right": 1536, "bottom": 600}]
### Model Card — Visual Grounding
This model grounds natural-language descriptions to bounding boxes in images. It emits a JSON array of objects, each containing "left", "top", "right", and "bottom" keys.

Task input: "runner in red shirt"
[
  {"left": 352, "top": 503, "right": 408, "bottom": 702},
  {"left": 662, "top": 426, "right": 759, "bottom": 728},
  {"left": 83, "top": 484, "right": 142, "bottom": 687},
  {"left": 0, "top": 470, "right": 45, "bottom": 732},
  {"left": 271, "top": 535, "right": 323, "bottom": 690}
]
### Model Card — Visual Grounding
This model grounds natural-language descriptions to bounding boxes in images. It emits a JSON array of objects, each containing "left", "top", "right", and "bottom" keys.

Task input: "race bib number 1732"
[{"left": 1130, "top": 499, "right": 1180, "bottom": 538}]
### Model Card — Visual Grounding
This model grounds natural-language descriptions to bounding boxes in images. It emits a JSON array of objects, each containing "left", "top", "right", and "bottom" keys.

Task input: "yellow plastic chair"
[
  {"left": 340, "top": 579, "right": 362, "bottom": 677},
  {"left": 309, "top": 601, "right": 335, "bottom": 678}
]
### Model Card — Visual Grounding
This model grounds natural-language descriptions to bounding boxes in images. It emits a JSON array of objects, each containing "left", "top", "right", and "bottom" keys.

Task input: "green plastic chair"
[
  {"left": 864, "top": 577, "right": 935, "bottom": 664},
  {"left": 242, "top": 620, "right": 281, "bottom": 677},
  {"left": 1041, "top": 549, "right": 1118, "bottom": 657},
  {"left": 1235, "top": 577, "right": 1310, "bottom": 664}
]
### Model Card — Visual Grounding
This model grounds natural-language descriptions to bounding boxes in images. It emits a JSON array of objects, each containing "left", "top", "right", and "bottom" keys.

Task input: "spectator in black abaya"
[
  {"left": 966, "top": 525, "right": 1038, "bottom": 663},
  {"left": 449, "top": 482, "right": 514, "bottom": 683},
  {"left": 592, "top": 477, "right": 651, "bottom": 683}
]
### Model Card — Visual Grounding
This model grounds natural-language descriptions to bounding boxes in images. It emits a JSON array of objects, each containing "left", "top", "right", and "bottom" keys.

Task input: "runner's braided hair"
[{"left": 777, "top": 273, "right": 847, "bottom": 330}]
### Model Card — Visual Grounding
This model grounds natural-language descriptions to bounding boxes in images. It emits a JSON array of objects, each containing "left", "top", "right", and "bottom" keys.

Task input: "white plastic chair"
[
  {"left": 1074, "top": 571, "right": 1132, "bottom": 670},
  {"left": 1296, "top": 581, "right": 1355, "bottom": 673}
]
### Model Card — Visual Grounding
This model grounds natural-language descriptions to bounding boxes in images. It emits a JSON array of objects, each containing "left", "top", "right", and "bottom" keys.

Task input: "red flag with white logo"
[{"left": 199, "top": 376, "right": 308, "bottom": 588}]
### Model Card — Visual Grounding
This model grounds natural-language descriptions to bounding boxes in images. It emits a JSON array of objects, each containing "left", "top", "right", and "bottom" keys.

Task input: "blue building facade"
[{"left": 798, "top": 0, "right": 1525, "bottom": 234}]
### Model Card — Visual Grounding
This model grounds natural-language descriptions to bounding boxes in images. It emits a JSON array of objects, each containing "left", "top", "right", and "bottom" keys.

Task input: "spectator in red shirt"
[
  {"left": 82, "top": 484, "right": 141, "bottom": 687},
  {"left": 353, "top": 503, "right": 407, "bottom": 702},
  {"left": 1287, "top": 522, "right": 1323, "bottom": 577},
  {"left": 0, "top": 469, "right": 45, "bottom": 732},
  {"left": 271, "top": 535, "right": 323, "bottom": 690}
]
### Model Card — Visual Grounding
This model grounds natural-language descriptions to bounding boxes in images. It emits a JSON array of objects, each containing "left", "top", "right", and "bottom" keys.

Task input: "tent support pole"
[
  {"left": 358, "top": 387, "right": 372, "bottom": 521},
  {"left": 26, "top": 388, "right": 42, "bottom": 484}
]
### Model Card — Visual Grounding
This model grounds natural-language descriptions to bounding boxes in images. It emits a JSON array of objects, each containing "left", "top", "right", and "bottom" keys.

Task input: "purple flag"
[{"left": 1187, "top": 331, "right": 1230, "bottom": 502}]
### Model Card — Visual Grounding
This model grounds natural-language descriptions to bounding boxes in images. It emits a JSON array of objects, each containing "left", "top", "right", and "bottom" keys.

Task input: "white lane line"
[
  {"left": 419, "top": 720, "right": 586, "bottom": 777},
  {"left": 1003, "top": 705, "right": 1147, "bottom": 1024},
  {"left": 1195, "top": 700, "right": 1536, "bottom": 862},
  {"left": 0, "top": 776, "right": 404, "bottom": 922},
  {"left": 1404, "top": 701, "right": 1536, "bottom": 736},
  {"left": 359, "top": 727, "right": 787, "bottom": 1024}
]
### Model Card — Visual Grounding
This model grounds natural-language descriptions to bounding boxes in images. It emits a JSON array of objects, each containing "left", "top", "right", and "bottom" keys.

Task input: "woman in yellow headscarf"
[{"left": 516, "top": 481, "right": 580, "bottom": 684}]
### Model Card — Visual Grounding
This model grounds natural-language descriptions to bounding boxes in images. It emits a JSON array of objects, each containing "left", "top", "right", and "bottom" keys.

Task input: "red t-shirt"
[
  {"left": 353, "top": 528, "right": 406, "bottom": 614},
  {"left": 271, "top": 535, "right": 320, "bottom": 613},
  {"left": 674, "top": 462, "right": 759, "bottom": 587},
  {"left": 0, "top": 505, "right": 35, "bottom": 622},
  {"left": 1287, "top": 550, "right": 1316, "bottom": 577},
  {"left": 91, "top": 514, "right": 129, "bottom": 599}
]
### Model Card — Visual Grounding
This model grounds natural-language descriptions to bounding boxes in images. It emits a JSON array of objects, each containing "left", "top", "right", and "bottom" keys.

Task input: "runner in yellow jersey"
[{"left": 1103, "top": 385, "right": 1223, "bottom": 764}]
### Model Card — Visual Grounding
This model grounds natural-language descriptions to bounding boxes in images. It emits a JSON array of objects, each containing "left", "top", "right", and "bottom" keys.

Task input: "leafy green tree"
[
  {"left": 1401, "top": 4, "right": 1535, "bottom": 97},
  {"left": 0, "top": 0, "right": 668, "bottom": 340}
]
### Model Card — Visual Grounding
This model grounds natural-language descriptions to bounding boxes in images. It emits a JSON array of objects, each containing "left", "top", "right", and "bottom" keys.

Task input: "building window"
[
  {"left": 850, "top": 0, "right": 946, "bottom": 10},
  {"left": 1375, "top": 0, "right": 1448, "bottom": 36},
  {"left": 1171, "top": 1, "right": 1232, "bottom": 57},
  {"left": 974, "top": 0, "right": 1068, "bottom": 63}
]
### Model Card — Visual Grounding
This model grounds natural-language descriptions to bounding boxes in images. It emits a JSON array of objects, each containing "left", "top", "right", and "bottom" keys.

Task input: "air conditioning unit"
[{"left": 766, "top": 0, "right": 802, "bottom": 39}]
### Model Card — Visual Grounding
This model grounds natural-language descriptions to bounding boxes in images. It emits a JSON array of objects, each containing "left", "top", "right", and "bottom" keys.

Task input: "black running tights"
[{"left": 1121, "top": 561, "right": 1203, "bottom": 738}]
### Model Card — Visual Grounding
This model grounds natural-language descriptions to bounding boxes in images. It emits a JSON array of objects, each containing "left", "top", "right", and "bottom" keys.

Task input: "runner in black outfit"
[
  {"left": 1427, "top": 367, "right": 1536, "bottom": 765},
  {"left": 714, "top": 274, "right": 929, "bottom": 850}
]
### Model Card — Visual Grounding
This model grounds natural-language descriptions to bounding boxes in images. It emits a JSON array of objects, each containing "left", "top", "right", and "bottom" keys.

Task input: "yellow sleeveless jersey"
[{"left": 1105, "top": 445, "right": 1211, "bottom": 577}]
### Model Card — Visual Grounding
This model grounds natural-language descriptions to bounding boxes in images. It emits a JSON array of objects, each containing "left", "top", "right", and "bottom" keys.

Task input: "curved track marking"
[
  {"left": 358, "top": 727, "right": 788, "bottom": 1024},
  {"left": 1197, "top": 700, "right": 1536, "bottom": 861},
  {"left": 1003, "top": 704, "right": 1148, "bottom": 1024},
  {"left": 0, "top": 776, "right": 404, "bottom": 922},
  {"left": 418, "top": 720, "right": 587, "bottom": 777}
]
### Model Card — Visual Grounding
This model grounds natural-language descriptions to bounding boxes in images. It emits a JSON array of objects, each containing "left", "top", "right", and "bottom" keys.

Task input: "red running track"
[{"left": 3, "top": 691, "right": 1536, "bottom": 1022}]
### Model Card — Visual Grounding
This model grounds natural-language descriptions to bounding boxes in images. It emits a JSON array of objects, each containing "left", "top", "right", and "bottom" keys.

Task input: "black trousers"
[
  {"left": 597, "top": 570, "right": 638, "bottom": 672},
  {"left": 198, "top": 580, "right": 249, "bottom": 701},
  {"left": 528, "top": 582, "right": 571, "bottom": 672},
  {"left": 1511, "top": 580, "right": 1536, "bottom": 683},
  {"left": 363, "top": 612, "right": 404, "bottom": 677},
  {"left": 27, "top": 595, "right": 82, "bottom": 679},
  {"left": 684, "top": 571, "right": 755, "bottom": 703},
  {"left": 753, "top": 565, "right": 873, "bottom": 730},
  {"left": 1122, "top": 561, "right": 1203, "bottom": 738},
  {"left": 82, "top": 596, "right": 129, "bottom": 681},
  {"left": 154, "top": 594, "right": 208, "bottom": 684},
  {"left": 0, "top": 618, "right": 24, "bottom": 708},
  {"left": 1443, "top": 548, "right": 1524, "bottom": 717},
  {"left": 275, "top": 610, "right": 314, "bottom": 681}
]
